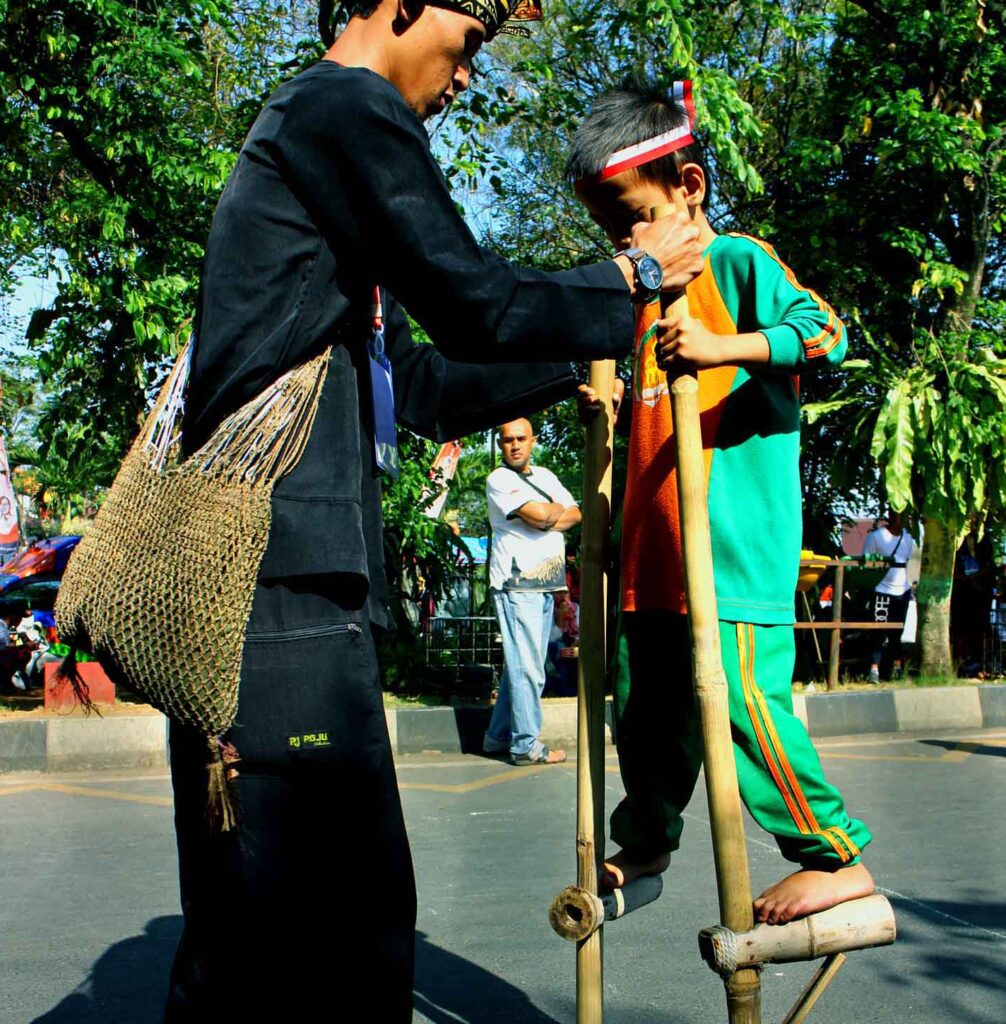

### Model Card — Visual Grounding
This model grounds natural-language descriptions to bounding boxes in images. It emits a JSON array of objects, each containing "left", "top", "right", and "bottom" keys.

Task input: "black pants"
[
  {"left": 164, "top": 578, "right": 416, "bottom": 1022},
  {"left": 871, "top": 590, "right": 911, "bottom": 667}
]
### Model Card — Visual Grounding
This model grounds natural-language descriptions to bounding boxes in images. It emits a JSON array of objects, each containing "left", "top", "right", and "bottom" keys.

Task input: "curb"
[
  {"left": 0, "top": 714, "right": 168, "bottom": 773},
  {"left": 2, "top": 685, "right": 1004, "bottom": 772}
]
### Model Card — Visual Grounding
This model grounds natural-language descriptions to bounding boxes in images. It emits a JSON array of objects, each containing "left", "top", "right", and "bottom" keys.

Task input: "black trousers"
[
  {"left": 871, "top": 590, "right": 911, "bottom": 667},
  {"left": 164, "top": 578, "right": 416, "bottom": 1022}
]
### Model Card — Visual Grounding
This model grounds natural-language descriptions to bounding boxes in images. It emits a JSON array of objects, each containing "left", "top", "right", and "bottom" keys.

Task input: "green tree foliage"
[
  {"left": 0, "top": 0, "right": 318, "bottom": 496},
  {"left": 793, "top": 3, "right": 1006, "bottom": 675}
]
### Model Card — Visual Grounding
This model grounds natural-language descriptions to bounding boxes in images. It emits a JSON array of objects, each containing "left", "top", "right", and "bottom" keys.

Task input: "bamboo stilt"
[
  {"left": 575, "top": 358, "right": 616, "bottom": 1024},
  {"left": 652, "top": 200, "right": 762, "bottom": 1024},
  {"left": 780, "top": 954, "right": 847, "bottom": 1024}
]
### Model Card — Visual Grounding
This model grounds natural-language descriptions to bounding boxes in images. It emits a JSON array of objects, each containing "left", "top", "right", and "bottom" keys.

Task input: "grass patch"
[
  {"left": 793, "top": 674, "right": 1002, "bottom": 694},
  {"left": 381, "top": 692, "right": 451, "bottom": 709}
]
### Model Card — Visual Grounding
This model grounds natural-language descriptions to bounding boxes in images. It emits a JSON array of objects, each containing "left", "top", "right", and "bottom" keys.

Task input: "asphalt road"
[{"left": 2, "top": 730, "right": 1005, "bottom": 1024}]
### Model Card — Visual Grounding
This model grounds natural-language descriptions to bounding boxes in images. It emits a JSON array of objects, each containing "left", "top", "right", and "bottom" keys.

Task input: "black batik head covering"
[
  {"left": 429, "top": 0, "right": 543, "bottom": 39},
  {"left": 324, "top": 1, "right": 543, "bottom": 43}
]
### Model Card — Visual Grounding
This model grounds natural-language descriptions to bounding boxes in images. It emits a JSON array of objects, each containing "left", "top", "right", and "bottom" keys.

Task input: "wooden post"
[
  {"left": 652, "top": 200, "right": 761, "bottom": 1023},
  {"left": 575, "top": 357, "right": 615, "bottom": 1024},
  {"left": 828, "top": 563, "right": 845, "bottom": 691},
  {"left": 800, "top": 591, "right": 825, "bottom": 667}
]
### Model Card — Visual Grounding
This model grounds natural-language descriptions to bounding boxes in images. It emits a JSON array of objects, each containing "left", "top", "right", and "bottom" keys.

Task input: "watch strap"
[{"left": 617, "top": 248, "right": 659, "bottom": 303}]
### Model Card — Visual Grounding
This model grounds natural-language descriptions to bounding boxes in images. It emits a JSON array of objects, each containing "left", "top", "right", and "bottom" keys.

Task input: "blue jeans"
[{"left": 486, "top": 590, "right": 554, "bottom": 757}]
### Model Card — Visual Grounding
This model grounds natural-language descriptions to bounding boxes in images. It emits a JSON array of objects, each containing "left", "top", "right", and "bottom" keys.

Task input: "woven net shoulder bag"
[{"left": 55, "top": 340, "right": 330, "bottom": 827}]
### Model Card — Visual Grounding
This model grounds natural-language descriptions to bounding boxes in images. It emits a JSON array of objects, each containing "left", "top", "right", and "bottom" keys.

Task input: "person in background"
[
  {"left": 951, "top": 527, "right": 994, "bottom": 676},
  {"left": 0, "top": 605, "right": 31, "bottom": 693},
  {"left": 484, "top": 418, "right": 580, "bottom": 764},
  {"left": 863, "top": 510, "right": 918, "bottom": 683}
]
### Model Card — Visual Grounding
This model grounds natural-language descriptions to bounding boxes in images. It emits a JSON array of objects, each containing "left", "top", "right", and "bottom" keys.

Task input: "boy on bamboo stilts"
[{"left": 569, "top": 79, "right": 874, "bottom": 925}]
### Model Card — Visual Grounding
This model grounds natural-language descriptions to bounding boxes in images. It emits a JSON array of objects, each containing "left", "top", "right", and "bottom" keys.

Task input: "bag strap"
[
  {"left": 504, "top": 464, "right": 555, "bottom": 503},
  {"left": 891, "top": 529, "right": 910, "bottom": 568}
]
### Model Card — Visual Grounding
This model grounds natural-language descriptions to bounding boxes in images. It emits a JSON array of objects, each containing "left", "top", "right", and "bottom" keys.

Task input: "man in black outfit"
[{"left": 165, "top": 1, "right": 704, "bottom": 1019}]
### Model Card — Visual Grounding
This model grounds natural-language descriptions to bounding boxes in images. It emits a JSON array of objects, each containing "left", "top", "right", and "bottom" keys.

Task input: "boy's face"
[{"left": 575, "top": 170, "right": 678, "bottom": 250}]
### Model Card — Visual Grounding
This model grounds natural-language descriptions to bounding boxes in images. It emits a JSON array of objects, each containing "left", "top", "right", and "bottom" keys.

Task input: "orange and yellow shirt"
[{"left": 620, "top": 233, "right": 846, "bottom": 624}]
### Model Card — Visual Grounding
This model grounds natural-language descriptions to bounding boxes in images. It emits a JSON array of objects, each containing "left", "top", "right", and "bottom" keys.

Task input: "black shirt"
[{"left": 185, "top": 62, "right": 634, "bottom": 625}]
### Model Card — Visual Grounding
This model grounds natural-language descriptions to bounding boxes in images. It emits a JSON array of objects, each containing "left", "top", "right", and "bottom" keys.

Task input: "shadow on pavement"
[
  {"left": 415, "top": 930, "right": 562, "bottom": 1024},
  {"left": 920, "top": 738, "right": 1006, "bottom": 758},
  {"left": 30, "top": 919, "right": 695, "bottom": 1024},
  {"left": 30, "top": 916, "right": 181, "bottom": 1023},
  {"left": 873, "top": 894, "right": 1006, "bottom": 1022}
]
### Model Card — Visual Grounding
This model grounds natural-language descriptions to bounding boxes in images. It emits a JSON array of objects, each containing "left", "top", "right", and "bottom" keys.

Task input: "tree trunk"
[{"left": 916, "top": 516, "right": 964, "bottom": 678}]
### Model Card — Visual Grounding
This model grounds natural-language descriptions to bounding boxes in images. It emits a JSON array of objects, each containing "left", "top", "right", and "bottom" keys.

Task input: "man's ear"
[
  {"left": 680, "top": 163, "right": 706, "bottom": 209},
  {"left": 395, "top": 0, "right": 425, "bottom": 30}
]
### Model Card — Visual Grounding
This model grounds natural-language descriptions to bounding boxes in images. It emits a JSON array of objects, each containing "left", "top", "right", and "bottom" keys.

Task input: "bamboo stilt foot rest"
[
  {"left": 698, "top": 894, "right": 896, "bottom": 977},
  {"left": 550, "top": 876, "right": 664, "bottom": 942}
]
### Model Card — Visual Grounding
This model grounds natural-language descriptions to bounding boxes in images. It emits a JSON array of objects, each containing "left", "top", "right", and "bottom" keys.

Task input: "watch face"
[{"left": 638, "top": 255, "right": 663, "bottom": 292}]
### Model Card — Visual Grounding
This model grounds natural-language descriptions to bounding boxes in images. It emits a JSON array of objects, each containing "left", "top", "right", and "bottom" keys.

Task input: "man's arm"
[
  {"left": 384, "top": 299, "right": 579, "bottom": 441},
  {"left": 513, "top": 501, "right": 581, "bottom": 532},
  {"left": 278, "top": 69, "right": 701, "bottom": 364}
]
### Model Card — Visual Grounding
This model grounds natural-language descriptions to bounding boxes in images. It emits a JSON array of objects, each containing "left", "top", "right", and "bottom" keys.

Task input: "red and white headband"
[{"left": 596, "top": 81, "right": 696, "bottom": 181}]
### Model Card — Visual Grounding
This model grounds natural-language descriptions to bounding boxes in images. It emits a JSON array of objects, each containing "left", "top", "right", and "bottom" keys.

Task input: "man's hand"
[
  {"left": 629, "top": 209, "right": 704, "bottom": 292},
  {"left": 655, "top": 310, "right": 729, "bottom": 372},
  {"left": 576, "top": 378, "right": 625, "bottom": 425}
]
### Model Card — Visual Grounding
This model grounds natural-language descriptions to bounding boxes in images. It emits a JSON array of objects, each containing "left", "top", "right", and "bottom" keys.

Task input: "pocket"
[
  {"left": 229, "top": 619, "right": 386, "bottom": 765},
  {"left": 260, "top": 354, "right": 369, "bottom": 580}
]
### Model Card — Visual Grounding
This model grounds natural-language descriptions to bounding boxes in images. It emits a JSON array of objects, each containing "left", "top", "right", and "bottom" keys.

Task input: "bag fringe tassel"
[
  {"left": 205, "top": 737, "right": 241, "bottom": 832},
  {"left": 55, "top": 647, "right": 101, "bottom": 717}
]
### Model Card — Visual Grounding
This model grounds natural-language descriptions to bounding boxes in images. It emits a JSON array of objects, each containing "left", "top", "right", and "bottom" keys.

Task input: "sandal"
[{"left": 511, "top": 746, "right": 567, "bottom": 766}]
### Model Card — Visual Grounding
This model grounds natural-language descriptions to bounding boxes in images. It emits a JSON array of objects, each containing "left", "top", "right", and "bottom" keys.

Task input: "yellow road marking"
[
  {"left": 0, "top": 782, "right": 173, "bottom": 807},
  {"left": 820, "top": 740, "right": 1005, "bottom": 764},
  {"left": 399, "top": 764, "right": 562, "bottom": 793},
  {"left": 38, "top": 782, "right": 174, "bottom": 806},
  {"left": 2, "top": 738, "right": 1000, "bottom": 804}
]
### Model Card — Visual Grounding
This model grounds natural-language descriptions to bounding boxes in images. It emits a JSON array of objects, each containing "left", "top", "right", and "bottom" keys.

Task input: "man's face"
[
  {"left": 498, "top": 420, "right": 535, "bottom": 472},
  {"left": 575, "top": 170, "right": 677, "bottom": 250},
  {"left": 393, "top": 6, "right": 485, "bottom": 121}
]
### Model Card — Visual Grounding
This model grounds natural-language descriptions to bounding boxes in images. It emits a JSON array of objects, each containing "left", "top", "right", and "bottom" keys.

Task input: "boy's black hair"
[
  {"left": 565, "top": 77, "right": 712, "bottom": 209},
  {"left": 319, "top": 1, "right": 383, "bottom": 46}
]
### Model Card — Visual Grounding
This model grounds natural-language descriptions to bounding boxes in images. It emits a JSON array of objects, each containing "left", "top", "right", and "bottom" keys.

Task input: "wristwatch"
[{"left": 617, "top": 247, "right": 663, "bottom": 303}]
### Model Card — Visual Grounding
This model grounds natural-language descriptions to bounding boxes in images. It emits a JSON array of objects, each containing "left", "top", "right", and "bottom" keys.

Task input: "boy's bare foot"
[
  {"left": 753, "top": 862, "right": 874, "bottom": 925},
  {"left": 601, "top": 850, "right": 671, "bottom": 891}
]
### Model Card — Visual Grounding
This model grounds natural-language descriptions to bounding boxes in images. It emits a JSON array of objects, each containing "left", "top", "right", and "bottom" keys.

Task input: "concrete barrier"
[{"left": 2, "top": 685, "right": 1004, "bottom": 771}]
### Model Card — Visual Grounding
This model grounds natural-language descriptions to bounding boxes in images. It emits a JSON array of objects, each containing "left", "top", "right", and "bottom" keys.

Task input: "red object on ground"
[{"left": 44, "top": 660, "right": 116, "bottom": 709}]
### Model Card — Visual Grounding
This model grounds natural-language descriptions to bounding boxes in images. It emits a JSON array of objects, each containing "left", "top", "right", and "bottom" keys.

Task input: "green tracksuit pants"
[{"left": 610, "top": 610, "right": 871, "bottom": 868}]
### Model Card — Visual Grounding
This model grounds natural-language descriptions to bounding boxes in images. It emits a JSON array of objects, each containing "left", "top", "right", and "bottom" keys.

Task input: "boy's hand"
[
  {"left": 576, "top": 378, "right": 625, "bottom": 425},
  {"left": 630, "top": 210, "right": 704, "bottom": 291},
  {"left": 655, "top": 310, "right": 729, "bottom": 372}
]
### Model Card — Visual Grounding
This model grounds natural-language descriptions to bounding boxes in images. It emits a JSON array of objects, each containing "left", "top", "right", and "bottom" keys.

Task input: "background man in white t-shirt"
[
  {"left": 862, "top": 510, "right": 919, "bottom": 682},
  {"left": 484, "top": 418, "right": 580, "bottom": 765}
]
